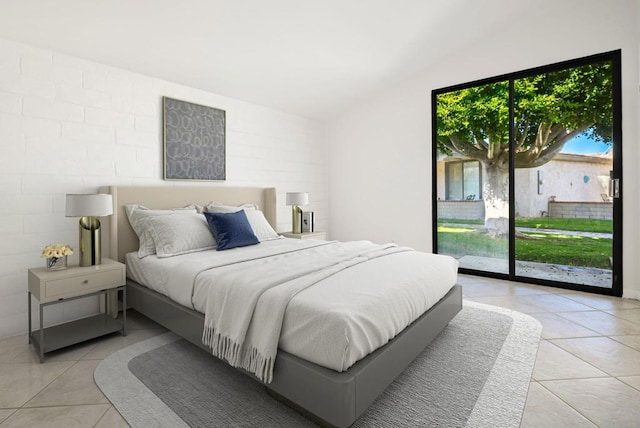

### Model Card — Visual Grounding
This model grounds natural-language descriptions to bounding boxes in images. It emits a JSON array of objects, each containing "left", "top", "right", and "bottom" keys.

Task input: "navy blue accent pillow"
[{"left": 203, "top": 210, "right": 260, "bottom": 251}]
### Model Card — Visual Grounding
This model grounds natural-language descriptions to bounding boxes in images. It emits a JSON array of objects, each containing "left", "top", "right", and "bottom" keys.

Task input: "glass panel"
[
  {"left": 435, "top": 81, "right": 509, "bottom": 274},
  {"left": 513, "top": 61, "right": 614, "bottom": 288},
  {"left": 463, "top": 161, "right": 480, "bottom": 200},
  {"left": 447, "top": 163, "right": 463, "bottom": 200}
]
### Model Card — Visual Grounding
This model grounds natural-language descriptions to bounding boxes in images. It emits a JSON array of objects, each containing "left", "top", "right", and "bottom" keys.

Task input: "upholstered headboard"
[{"left": 103, "top": 186, "right": 277, "bottom": 263}]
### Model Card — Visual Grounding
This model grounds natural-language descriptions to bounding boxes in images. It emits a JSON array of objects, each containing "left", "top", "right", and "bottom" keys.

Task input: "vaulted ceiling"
[{"left": 0, "top": 0, "right": 529, "bottom": 120}]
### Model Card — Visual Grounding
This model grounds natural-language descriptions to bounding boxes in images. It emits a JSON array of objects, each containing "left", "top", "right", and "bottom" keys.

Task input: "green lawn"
[
  {"left": 437, "top": 227, "right": 508, "bottom": 259},
  {"left": 437, "top": 226, "right": 612, "bottom": 269},
  {"left": 438, "top": 217, "right": 612, "bottom": 233},
  {"left": 514, "top": 233, "right": 611, "bottom": 268},
  {"left": 438, "top": 218, "right": 484, "bottom": 225}
]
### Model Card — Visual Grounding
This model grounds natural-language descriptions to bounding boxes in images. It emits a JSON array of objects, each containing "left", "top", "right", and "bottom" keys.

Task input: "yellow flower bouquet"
[{"left": 41, "top": 244, "right": 73, "bottom": 270}]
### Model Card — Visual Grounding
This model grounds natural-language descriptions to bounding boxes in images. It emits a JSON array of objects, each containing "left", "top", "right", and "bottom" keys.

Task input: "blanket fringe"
[
  {"left": 202, "top": 326, "right": 275, "bottom": 383},
  {"left": 242, "top": 345, "right": 275, "bottom": 384}
]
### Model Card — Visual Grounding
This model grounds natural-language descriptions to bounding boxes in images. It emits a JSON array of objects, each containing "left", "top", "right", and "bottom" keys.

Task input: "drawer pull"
[{"left": 83, "top": 280, "right": 89, "bottom": 284}]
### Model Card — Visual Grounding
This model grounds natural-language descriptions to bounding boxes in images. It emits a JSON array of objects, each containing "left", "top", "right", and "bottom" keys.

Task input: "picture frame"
[
  {"left": 302, "top": 211, "right": 314, "bottom": 233},
  {"left": 163, "top": 96, "right": 226, "bottom": 181}
]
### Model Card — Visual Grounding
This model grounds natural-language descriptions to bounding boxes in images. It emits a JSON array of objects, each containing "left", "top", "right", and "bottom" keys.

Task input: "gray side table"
[{"left": 27, "top": 258, "right": 126, "bottom": 362}]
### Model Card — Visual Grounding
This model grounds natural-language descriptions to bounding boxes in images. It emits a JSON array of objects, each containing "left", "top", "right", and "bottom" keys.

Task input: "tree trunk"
[{"left": 482, "top": 158, "right": 509, "bottom": 237}]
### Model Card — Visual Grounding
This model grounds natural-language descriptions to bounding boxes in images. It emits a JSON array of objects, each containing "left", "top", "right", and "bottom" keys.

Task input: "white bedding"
[{"left": 126, "top": 239, "right": 458, "bottom": 373}]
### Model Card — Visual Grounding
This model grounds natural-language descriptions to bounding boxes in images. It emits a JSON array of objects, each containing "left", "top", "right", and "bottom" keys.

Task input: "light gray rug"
[{"left": 95, "top": 301, "right": 541, "bottom": 427}]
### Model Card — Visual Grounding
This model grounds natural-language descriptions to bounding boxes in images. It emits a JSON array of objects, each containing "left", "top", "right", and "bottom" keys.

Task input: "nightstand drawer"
[
  {"left": 29, "top": 259, "right": 126, "bottom": 303},
  {"left": 45, "top": 269, "right": 124, "bottom": 299}
]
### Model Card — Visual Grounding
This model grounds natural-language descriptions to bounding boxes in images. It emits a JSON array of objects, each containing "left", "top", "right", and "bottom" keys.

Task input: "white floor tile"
[
  {"left": 550, "top": 336, "right": 640, "bottom": 377},
  {"left": 521, "top": 382, "right": 597, "bottom": 427},
  {"left": 24, "top": 360, "right": 108, "bottom": 407},
  {"left": 542, "top": 378, "right": 640, "bottom": 427},
  {"left": 532, "top": 341, "right": 607, "bottom": 381},
  {"left": 0, "top": 404, "right": 110, "bottom": 428}
]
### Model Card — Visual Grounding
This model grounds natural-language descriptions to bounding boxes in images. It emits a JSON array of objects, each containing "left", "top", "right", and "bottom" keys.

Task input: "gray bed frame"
[{"left": 105, "top": 185, "right": 462, "bottom": 428}]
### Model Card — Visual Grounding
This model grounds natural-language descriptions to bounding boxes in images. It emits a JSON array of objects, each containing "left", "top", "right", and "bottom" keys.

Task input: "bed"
[{"left": 105, "top": 185, "right": 462, "bottom": 428}]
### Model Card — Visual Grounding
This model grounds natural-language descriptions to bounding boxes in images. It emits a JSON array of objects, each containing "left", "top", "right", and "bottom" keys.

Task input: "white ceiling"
[{"left": 0, "top": 0, "right": 526, "bottom": 120}]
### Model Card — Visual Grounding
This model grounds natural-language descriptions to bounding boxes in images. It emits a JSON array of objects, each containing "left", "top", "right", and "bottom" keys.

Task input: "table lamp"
[
  {"left": 65, "top": 194, "right": 113, "bottom": 267},
  {"left": 286, "top": 192, "right": 308, "bottom": 234}
]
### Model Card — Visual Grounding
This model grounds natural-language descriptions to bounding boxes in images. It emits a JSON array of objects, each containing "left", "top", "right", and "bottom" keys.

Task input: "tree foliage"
[{"left": 436, "top": 61, "right": 613, "bottom": 169}]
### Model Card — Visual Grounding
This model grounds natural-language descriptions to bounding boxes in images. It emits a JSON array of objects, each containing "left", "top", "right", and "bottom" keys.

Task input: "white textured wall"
[
  {"left": 328, "top": 0, "right": 640, "bottom": 299},
  {"left": 0, "top": 38, "right": 328, "bottom": 339}
]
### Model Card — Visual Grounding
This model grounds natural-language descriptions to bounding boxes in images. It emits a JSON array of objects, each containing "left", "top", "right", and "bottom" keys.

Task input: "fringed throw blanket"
[{"left": 201, "top": 241, "right": 409, "bottom": 383}]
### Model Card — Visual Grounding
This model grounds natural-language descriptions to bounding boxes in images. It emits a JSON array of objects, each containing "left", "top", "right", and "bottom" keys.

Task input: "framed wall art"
[{"left": 163, "top": 96, "right": 226, "bottom": 181}]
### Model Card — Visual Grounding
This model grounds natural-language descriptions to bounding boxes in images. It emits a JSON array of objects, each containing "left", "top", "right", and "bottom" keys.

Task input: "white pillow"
[
  {"left": 204, "top": 202, "right": 279, "bottom": 241},
  {"left": 205, "top": 202, "right": 258, "bottom": 213},
  {"left": 125, "top": 204, "right": 197, "bottom": 258},
  {"left": 145, "top": 212, "right": 216, "bottom": 258},
  {"left": 244, "top": 210, "right": 280, "bottom": 241}
]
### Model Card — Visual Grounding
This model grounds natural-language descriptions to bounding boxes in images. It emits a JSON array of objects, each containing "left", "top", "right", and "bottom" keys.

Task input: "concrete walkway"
[
  {"left": 458, "top": 255, "right": 613, "bottom": 288},
  {"left": 440, "top": 223, "right": 612, "bottom": 239},
  {"left": 516, "top": 227, "right": 612, "bottom": 239}
]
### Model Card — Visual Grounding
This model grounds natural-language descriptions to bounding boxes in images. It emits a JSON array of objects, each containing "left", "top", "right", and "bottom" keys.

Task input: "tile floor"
[
  {"left": 462, "top": 274, "right": 640, "bottom": 427},
  {"left": 0, "top": 310, "right": 167, "bottom": 427},
  {"left": 0, "top": 274, "right": 639, "bottom": 427}
]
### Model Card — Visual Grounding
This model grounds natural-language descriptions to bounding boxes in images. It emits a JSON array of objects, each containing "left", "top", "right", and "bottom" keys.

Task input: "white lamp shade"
[
  {"left": 65, "top": 194, "right": 113, "bottom": 217},
  {"left": 286, "top": 192, "right": 309, "bottom": 206}
]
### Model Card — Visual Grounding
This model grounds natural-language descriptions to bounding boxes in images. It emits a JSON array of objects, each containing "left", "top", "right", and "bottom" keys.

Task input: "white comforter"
[{"left": 127, "top": 239, "right": 458, "bottom": 377}]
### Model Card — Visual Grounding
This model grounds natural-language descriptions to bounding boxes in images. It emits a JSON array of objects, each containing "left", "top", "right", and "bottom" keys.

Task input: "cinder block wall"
[
  {"left": 548, "top": 202, "right": 613, "bottom": 220},
  {"left": 436, "top": 201, "right": 485, "bottom": 220}
]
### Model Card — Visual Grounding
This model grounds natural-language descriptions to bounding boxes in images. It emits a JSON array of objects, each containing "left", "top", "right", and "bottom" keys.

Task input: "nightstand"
[
  {"left": 281, "top": 231, "right": 326, "bottom": 240},
  {"left": 28, "top": 258, "right": 126, "bottom": 362}
]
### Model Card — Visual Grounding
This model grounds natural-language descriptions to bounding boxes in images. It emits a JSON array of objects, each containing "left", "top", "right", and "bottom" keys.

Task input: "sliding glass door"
[
  {"left": 512, "top": 61, "right": 615, "bottom": 288},
  {"left": 432, "top": 51, "right": 622, "bottom": 296},
  {"left": 435, "top": 81, "right": 510, "bottom": 275}
]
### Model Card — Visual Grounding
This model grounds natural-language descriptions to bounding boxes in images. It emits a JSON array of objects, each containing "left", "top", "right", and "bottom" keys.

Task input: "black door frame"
[{"left": 431, "top": 50, "right": 622, "bottom": 297}]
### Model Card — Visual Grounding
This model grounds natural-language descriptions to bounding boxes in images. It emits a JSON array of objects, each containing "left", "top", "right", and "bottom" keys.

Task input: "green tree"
[{"left": 436, "top": 61, "right": 613, "bottom": 236}]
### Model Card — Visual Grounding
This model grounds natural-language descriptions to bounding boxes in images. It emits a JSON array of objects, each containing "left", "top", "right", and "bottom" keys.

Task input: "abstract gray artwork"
[{"left": 163, "top": 97, "right": 226, "bottom": 180}]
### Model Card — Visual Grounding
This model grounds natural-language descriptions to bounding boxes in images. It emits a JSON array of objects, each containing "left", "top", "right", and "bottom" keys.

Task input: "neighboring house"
[{"left": 437, "top": 152, "right": 612, "bottom": 219}]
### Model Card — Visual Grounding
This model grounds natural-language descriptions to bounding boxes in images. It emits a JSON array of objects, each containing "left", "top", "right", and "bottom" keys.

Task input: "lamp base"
[
  {"left": 291, "top": 205, "right": 303, "bottom": 234},
  {"left": 79, "top": 217, "right": 102, "bottom": 267}
]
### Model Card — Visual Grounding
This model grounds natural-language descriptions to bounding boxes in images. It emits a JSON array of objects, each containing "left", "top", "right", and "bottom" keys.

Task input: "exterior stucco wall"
[
  {"left": 514, "top": 157, "right": 611, "bottom": 218},
  {"left": 437, "top": 155, "right": 611, "bottom": 218}
]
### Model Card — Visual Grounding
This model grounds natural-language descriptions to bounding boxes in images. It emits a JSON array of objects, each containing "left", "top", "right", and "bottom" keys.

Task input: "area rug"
[{"left": 95, "top": 301, "right": 541, "bottom": 427}]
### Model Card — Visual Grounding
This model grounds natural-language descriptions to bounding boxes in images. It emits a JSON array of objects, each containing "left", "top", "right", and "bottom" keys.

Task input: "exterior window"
[{"left": 445, "top": 160, "right": 481, "bottom": 200}]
